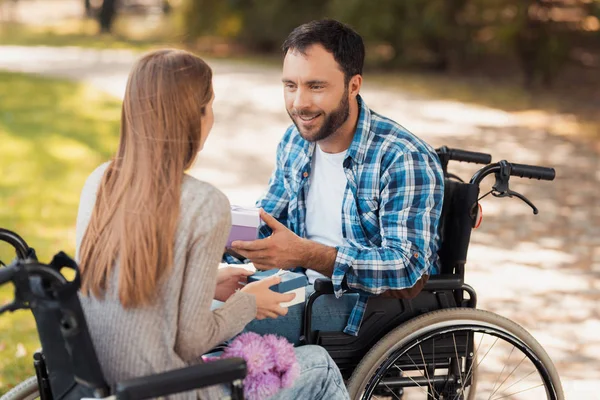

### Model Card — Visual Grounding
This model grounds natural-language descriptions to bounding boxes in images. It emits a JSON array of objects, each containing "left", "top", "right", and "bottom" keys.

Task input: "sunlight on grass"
[{"left": 0, "top": 71, "right": 120, "bottom": 394}]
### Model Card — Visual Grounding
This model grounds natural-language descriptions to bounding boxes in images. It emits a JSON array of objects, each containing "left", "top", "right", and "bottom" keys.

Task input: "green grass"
[{"left": 0, "top": 72, "right": 121, "bottom": 394}]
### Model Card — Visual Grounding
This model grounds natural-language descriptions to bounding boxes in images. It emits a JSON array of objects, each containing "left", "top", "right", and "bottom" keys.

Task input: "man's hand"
[
  {"left": 231, "top": 209, "right": 338, "bottom": 276},
  {"left": 230, "top": 209, "right": 305, "bottom": 270},
  {"left": 214, "top": 266, "right": 254, "bottom": 302}
]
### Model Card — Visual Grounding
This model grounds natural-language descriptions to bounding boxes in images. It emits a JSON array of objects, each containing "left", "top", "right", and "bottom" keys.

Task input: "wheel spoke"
[
  {"left": 394, "top": 362, "right": 435, "bottom": 398},
  {"left": 419, "top": 344, "right": 441, "bottom": 399},
  {"left": 491, "top": 383, "right": 545, "bottom": 400},
  {"left": 452, "top": 333, "right": 468, "bottom": 396},
  {"left": 493, "top": 368, "right": 537, "bottom": 399},
  {"left": 488, "top": 345, "right": 516, "bottom": 400},
  {"left": 382, "top": 381, "right": 405, "bottom": 400},
  {"left": 490, "top": 354, "right": 527, "bottom": 398},
  {"left": 462, "top": 332, "right": 489, "bottom": 394},
  {"left": 463, "top": 331, "right": 472, "bottom": 393}
]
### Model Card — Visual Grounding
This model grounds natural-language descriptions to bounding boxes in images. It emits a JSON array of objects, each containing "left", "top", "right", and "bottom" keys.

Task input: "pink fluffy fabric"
[
  {"left": 223, "top": 332, "right": 276, "bottom": 375},
  {"left": 214, "top": 332, "right": 300, "bottom": 400}
]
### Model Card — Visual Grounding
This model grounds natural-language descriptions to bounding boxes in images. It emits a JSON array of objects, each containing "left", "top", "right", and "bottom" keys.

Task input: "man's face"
[{"left": 282, "top": 44, "right": 350, "bottom": 143}]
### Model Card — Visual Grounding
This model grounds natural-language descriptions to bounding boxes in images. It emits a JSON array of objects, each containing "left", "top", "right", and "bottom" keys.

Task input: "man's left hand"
[{"left": 230, "top": 209, "right": 304, "bottom": 270}]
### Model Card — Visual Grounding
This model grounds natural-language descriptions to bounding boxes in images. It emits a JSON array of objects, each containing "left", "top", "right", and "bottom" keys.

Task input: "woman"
[{"left": 76, "top": 49, "right": 348, "bottom": 399}]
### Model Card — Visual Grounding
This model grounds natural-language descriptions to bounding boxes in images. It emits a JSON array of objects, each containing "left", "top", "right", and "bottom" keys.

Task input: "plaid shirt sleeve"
[{"left": 332, "top": 151, "right": 444, "bottom": 301}]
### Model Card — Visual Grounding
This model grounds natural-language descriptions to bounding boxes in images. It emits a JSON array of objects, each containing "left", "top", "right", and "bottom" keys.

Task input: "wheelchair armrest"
[
  {"left": 114, "top": 358, "right": 246, "bottom": 400},
  {"left": 313, "top": 278, "right": 335, "bottom": 294},
  {"left": 303, "top": 278, "right": 337, "bottom": 344},
  {"left": 422, "top": 274, "right": 463, "bottom": 291},
  {"left": 314, "top": 275, "right": 462, "bottom": 294}
]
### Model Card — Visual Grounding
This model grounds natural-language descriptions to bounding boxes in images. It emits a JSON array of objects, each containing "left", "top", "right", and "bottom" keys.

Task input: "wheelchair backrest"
[
  {"left": 436, "top": 179, "right": 480, "bottom": 276},
  {"left": 29, "top": 252, "right": 109, "bottom": 399}
]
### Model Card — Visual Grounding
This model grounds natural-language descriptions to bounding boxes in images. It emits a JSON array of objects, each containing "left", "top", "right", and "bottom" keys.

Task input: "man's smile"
[{"left": 296, "top": 113, "right": 322, "bottom": 127}]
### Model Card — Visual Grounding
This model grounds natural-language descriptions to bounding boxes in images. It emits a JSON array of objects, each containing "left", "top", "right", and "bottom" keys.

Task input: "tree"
[
  {"left": 84, "top": 0, "right": 92, "bottom": 17},
  {"left": 98, "top": 0, "right": 117, "bottom": 33}
]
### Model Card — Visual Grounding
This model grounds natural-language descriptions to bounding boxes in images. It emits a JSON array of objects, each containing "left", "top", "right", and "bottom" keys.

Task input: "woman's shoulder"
[
  {"left": 181, "top": 174, "right": 230, "bottom": 216},
  {"left": 79, "top": 162, "right": 111, "bottom": 206},
  {"left": 88, "top": 161, "right": 110, "bottom": 180}
]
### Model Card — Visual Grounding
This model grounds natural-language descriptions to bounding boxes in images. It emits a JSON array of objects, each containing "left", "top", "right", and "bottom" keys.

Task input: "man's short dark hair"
[{"left": 282, "top": 19, "right": 365, "bottom": 83}]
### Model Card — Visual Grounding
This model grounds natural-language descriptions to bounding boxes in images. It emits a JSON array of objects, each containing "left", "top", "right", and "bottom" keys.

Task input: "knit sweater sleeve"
[{"left": 175, "top": 184, "right": 256, "bottom": 363}]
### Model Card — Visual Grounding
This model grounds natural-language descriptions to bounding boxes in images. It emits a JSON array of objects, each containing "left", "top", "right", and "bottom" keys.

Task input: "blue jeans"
[
  {"left": 243, "top": 285, "right": 358, "bottom": 346},
  {"left": 270, "top": 345, "right": 349, "bottom": 399}
]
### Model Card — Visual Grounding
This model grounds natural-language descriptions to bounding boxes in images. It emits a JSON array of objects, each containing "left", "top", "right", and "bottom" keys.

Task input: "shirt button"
[
  {"left": 414, "top": 253, "right": 419, "bottom": 258},
  {"left": 303, "top": 172, "right": 309, "bottom": 178}
]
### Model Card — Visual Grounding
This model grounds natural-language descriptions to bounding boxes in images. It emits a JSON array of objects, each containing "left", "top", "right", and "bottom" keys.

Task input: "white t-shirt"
[{"left": 305, "top": 145, "right": 348, "bottom": 284}]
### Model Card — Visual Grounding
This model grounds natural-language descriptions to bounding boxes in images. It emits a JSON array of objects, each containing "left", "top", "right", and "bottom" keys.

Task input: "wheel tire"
[
  {"left": 0, "top": 376, "right": 39, "bottom": 400},
  {"left": 347, "top": 308, "right": 564, "bottom": 400}
]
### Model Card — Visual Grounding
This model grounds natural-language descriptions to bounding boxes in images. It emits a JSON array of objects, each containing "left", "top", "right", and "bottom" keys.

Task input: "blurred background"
[{"left": 0, "top": 0, "right": 599, "bottom": 398}]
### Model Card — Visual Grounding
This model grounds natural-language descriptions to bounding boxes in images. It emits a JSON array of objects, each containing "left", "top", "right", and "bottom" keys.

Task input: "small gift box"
[
  {"left": 247, "top": 269, "right": 308, "bottom": 307},
  {"left": 226, "top": 206, "right": 260, "bottom": 248}
]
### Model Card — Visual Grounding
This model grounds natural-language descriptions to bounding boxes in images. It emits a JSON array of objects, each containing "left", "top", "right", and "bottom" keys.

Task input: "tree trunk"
[
  {"left": 84, "top": 0, "right": 92, "bottom": 16},
  {"left": 98, "top": 0, "right": 117, "bottom": 33}
]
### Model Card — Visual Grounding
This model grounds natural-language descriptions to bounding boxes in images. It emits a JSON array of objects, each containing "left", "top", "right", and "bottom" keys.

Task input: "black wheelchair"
[{"left": 0, "top": 146, "right": 564, "bottom": 400}]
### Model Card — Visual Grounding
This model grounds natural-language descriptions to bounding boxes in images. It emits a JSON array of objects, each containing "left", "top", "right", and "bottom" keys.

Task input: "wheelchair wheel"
[
  {"left": 347, "top": 308, "right": 563, "bottom": 400},
  {"left": 0, "top": 376, "right": 39, "bottom": 400}
]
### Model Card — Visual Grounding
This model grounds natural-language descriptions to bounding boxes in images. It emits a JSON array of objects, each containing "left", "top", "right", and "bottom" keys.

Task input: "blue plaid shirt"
[{"left": 240, "top": 95, "right": 444, "bottom": 335}]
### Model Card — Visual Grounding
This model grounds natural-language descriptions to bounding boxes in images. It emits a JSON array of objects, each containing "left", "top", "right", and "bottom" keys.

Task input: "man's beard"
[{"left": 288, "top": 88, "right": 350, "bottom": 143}]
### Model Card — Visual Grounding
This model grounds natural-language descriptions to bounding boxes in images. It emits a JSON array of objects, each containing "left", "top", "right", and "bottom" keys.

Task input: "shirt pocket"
[{"left": 355, "top": 196, "right": 382, "bottom": 245}]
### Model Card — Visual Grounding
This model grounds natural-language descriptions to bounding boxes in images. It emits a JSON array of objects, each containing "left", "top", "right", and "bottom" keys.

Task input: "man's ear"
[{"left": 349, "top": 74, "right": 362, "bottom": 97}]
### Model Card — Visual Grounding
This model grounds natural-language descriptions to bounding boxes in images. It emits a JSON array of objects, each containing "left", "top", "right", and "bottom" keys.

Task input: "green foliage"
[
  {"left": 177, "top": 0, "right": 599, "bottom": 87},
  {"left": 179, "top": 0, "right": 240, "bottom": 39},
  {"left": 236, "top": 0, "right": 327, "bottom": 52}
]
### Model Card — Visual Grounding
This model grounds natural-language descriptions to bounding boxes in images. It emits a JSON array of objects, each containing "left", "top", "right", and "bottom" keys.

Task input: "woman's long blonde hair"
[{"left": 79, "top": 49, "right": 213, "bottom": 307}]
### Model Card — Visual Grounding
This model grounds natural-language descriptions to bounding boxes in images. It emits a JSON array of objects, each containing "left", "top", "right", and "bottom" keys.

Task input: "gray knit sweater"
[{"left": 75, "top": 163, "right": 256, "bottom": 399}]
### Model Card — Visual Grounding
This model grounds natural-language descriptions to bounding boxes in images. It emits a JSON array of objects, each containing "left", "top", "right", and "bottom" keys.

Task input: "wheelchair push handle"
[
  {"left": 0, "top": 228, "right": 31, "bottom": 260},
  {"left": 471, "top": 160, "right": 555, "bottom": 186},
  {"left": 510, "top": 163, "right": 556, "bottom": 181},
  {"left": 436, "top": 146, "right": 492, "bottom": 165},
  {"left": 471, "top": 160, "right": 556, "bottom": 215}
]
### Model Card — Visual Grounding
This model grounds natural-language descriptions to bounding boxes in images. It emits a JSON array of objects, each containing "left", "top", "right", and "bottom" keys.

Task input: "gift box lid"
[
  {"left": 247, "top": 269, "right": 308, "bottom": 293},
  {"left": 231, "top": 205, "right": 260, "bottom": 228}
]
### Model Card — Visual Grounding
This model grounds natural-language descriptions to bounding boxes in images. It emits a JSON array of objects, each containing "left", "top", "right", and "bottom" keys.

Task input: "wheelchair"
[
  {"left": 0, "top": 230, "right": 248, "bottom": 400},
  {"left": 304, "top": 147, "right": 563, "bottom": 399},
  {"left": 0, "top": 146, "right": 564, "bottom": 400}
]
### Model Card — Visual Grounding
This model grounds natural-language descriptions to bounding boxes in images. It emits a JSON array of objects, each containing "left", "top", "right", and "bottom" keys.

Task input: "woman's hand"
[
  {"left": 240, "top": 275, "right": 296, "bottom": 320},
  {"left": 214, "top": 266, "right": 254, "bottom": 302}
]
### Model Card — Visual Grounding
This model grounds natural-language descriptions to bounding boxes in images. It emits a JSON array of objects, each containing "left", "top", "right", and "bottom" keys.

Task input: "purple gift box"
[{"left": 226, "top": 206, "right": 260, "bottom": 248}]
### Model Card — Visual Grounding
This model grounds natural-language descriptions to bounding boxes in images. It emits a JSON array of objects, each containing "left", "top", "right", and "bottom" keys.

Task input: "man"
[{"left": 228, "top": 19, "right": 444, "bottom": 343}]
